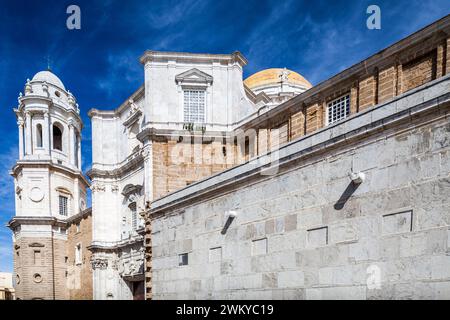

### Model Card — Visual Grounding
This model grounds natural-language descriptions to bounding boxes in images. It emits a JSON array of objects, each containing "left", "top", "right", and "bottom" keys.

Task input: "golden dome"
[{"left": 244, "top": 68, "right": 312, "bottom": 90}]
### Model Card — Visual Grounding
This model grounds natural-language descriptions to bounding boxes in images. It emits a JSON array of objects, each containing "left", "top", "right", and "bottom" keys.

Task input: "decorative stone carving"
[
  {"left": 129, "top": 99, "right": 139, "bottom": 114},
  {"left": 122, "top": 184, "right": 142, "bottom": 197},
  {"left": 111, "top": 185, "right": 119, "bottom": 193},
  {"left": 142, "top": 146, "right": 151, "bottom": 159},
  {"left": 42, "top": 81, "right": 49, "bottom": 95},
  {"left": 29, "top": 187, "right": 44, "bottom": 203},
  {"left": 68, "top": 90, "right": 76, "bottom": 108},
  {"left": 91, "top": 258, "right": 108, "bottom": 270},
  {"left": 175, "top": 68, "right": 213, "bottom": 85},
  {"left": 279, "top": 68, "right": 290, "bottom": 82},
  {"left": 25, "top": 79, "right": 32, "bottom": 95},
  {"left": 91, "top": 183, "right": 106, "bottom": 193}
]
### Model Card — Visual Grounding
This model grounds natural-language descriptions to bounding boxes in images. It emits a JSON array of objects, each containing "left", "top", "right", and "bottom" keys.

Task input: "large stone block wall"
[
  {"left": 66, "top": 214, "right": 93, "bottom": 300},
  {"left": 152, "top": 139, "right": 235, "bottom": 200},
  {"left": 150, "top": 106, "right": 450, "bottom": 299},
  {"left": 14, "top": 236, "right": 67, "bottom": 300}
]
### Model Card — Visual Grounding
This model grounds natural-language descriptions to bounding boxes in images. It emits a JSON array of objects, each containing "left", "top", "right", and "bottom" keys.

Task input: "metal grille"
[
  {"left": 59, "top": 195, "right": 68, "bottom": 216},
  {"left": 327, "top": 94, "right": 350, "bottom": 125},
  {"left": 183, "top": 90, "right": 205, "bottom": 123},
  {"left": 131, "top": 205, "right": 137, "bottom": 231}
]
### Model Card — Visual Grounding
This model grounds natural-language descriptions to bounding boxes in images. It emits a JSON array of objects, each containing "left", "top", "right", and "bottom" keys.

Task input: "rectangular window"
[
  {"left": 183, "top": 90, "right": 205, "bottom": 123},
  {"left": 75, "top": 244, "right": 82, "bottom": 265},
  {"left": 76, "top": 222, "right": 80, "bottom": 233},
  {"left": 33, "top": 250, "right": 41, "bottom": 265},
  {"left": 327, "top": 94, "right": 350, "bottom": 125},
  {"left": 59, "top": 195, "right": 68, "bottom": 216},
  {"left": 179, "top": 253, "right": 188, "bottom": 266}
]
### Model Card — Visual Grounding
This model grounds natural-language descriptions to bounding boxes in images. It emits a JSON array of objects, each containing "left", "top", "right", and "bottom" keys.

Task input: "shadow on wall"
[{"left": 334, "top": 181, "right": 361, "bottom": 210}]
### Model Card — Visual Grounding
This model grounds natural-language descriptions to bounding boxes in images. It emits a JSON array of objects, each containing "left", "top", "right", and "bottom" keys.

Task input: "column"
[
  {"left": 43, "top": 111, "right": 50, "bottom": 154},
  {"left": 25, "top": 111, "right": 32, "bottom": 155},
  {"left": 77, "top": 135, "right": 82, "bottom": 170},
  {"left": 73, "top": 177, "right": 79, "bottom": 215},
  {"left": 68, "top": 121, "right": 75, "bottom": 166},
  {"left": 142, "top": 139, "right": 153, "bottom": 203},
  {"left": 17, "top": 119, "right": 24, "bottom": 159}
]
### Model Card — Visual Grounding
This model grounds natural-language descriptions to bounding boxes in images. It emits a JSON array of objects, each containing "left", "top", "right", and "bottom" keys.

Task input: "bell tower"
[{"left": 8, "top": 70, "right": 89, "bottom": 300}]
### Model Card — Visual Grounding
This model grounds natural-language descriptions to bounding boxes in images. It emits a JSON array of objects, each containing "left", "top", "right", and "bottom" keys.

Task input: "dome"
[
  {"left": 244, "top": 68, "right": 312, "bottom": 90},
  {"left": 32, "top": 70, "right": 65, "bottom": 90}
]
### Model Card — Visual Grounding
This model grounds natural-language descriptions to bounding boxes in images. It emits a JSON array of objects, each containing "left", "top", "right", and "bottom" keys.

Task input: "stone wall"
[
  {"left": 13, "top": 236, "right": 67, "bottom": 300},
  {"left": 148, "top": 76, "right": 450, "bottom": 299},
  {"left": 152, "top": 139, "right": 235, "bottom": 200},
  {"left": 66, "top": 213, "right": 93, "bottom": 300}
]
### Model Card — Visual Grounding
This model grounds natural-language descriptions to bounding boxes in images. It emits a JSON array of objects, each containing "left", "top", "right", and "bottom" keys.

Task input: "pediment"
[
  {"left": 29, "top": 242, "right": 45, "bottom": 248},
  {"left": 122, "top": 184, "right": 143, "bottom": 197},
  {"left": 175, "top": 68, "right": 213, "bottom": 85}
]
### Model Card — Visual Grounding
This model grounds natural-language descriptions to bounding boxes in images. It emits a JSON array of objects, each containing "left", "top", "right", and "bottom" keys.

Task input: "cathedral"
[{"left": 8, "top": 14, "right": 450, "bottom": 300}]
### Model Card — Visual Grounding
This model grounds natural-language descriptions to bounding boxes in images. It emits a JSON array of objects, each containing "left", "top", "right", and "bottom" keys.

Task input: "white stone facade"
[{"left": 87, "top": 51, "right": 308, "bottom": 300}]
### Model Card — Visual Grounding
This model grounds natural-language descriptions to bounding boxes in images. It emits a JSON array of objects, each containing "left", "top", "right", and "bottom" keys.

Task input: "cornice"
[
  {"left": 7, "top": 216, "right": 67, "bottom": 229},
  {"left": 88, "top": 85, "right": 145, "bottom": 118},
  {"left": 10, "top": 160, "right": 91, "bottom": 187},
  {"left": 139, "top": 50, "right": 247, "bottom": 67},
  {"left": 87, "top": 152, "right": 144, "bottom": 179},
  {"left": 65, "top": 208, "right": 92, "bottom": 224}
]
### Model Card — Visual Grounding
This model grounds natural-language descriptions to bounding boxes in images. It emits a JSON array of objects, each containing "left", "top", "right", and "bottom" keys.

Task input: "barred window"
[
  {"left": 59, "top": 195, "right": 68, "bottom": 216},
  {"left": 327, "top": 94, "right": 350, "bottom": 125},
  {"left": 130, "top": 203, "right": 137, "bottom": 231},
  {"left": 183, "top": 90, "right": 205, "bottom": 123}
]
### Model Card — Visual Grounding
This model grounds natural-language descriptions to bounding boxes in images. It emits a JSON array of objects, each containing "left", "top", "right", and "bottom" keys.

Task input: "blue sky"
[{"left": 0, "top": 0, "right": 448, "bottom": 272}]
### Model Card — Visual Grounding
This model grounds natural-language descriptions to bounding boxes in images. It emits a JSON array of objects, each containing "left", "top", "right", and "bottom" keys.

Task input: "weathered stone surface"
[{"left": 150, "top": 83, "right": 450, "bottom": 300}]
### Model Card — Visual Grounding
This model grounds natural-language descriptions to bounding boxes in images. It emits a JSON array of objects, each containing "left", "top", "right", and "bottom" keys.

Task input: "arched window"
[
  {"left": 36, "top": 124, "right": 43, "bottom": 148},
  {"left": 53, "top": 124, "right": 63, "bottom": 151}
]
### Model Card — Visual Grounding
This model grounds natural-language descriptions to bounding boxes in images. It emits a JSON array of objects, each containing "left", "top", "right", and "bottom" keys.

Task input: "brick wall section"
[
  {"left": 446, "top": 38, "right": 450, "bottom": 75},
  {"left": 290, "top": 109, "right": 305, "bottom": 140},
  {"left": 246, "top": 34, "right": 450, "bottom": 154},
  {"left": 378, "top": 65, "right": 397, "bottom": 104},
  {"left": 402, "top": 51, "right": 436, "bottom": 93},
  {"left": 358, "top": 75, "right": 377, "bottom": 110},
  {"left": 66, "top": 214, "right": 93, "bottom": 300},
  {"left": 152, "top": 139, "right": 235, "bottom": 200},
  {"left": 305, "top": 103, "right": 321, "bottom": 134},
  {"left": 437, "top": 42, "right": 445, "bottom": 78},
  {"left": 14, "top": 236, "right": 67, "bottom": 300}
]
